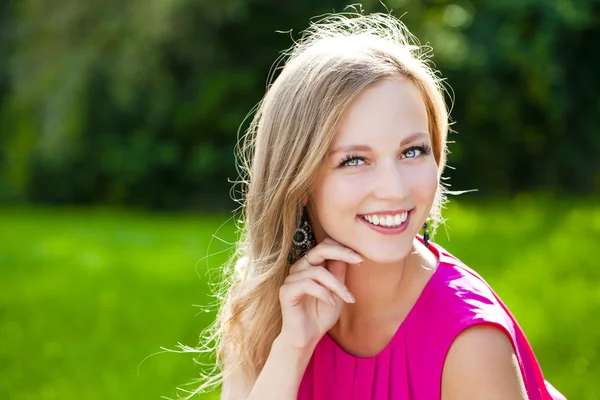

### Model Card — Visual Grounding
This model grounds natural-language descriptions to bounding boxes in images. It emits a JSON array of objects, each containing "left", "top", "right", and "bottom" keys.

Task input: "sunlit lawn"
[{"left": 1, "top": 196, "right": 598, "bottom": 399}]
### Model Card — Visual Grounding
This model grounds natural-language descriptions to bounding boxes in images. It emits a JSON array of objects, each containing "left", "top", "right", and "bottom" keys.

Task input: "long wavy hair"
[{"left": 185, "top": 11, "right": 451, "bottom": 398}]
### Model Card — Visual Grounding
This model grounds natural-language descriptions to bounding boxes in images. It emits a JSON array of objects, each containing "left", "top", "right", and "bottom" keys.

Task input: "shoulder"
[
  {"left": 427, "top": 244, "right": 513, "bottom": 331},
  {"left": 413, "top": 243, "right": 562, "bottom": 400},
  {"left": 220, "top": 344, "right": 251, "bottom": 400},
  {"left": 441, "top": 324, "right": 528, "bottom": 400},
  {"left": 427, "top": 243, "right": 527, "bottom": 399}
]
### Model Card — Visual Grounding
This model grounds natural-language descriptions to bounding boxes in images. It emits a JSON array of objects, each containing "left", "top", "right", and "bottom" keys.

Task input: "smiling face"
[{"left": 307, "top": 78, "right": 439, "bottom": 264}]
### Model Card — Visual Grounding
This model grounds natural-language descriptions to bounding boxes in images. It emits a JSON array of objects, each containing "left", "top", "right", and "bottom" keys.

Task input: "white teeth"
[
  {"left": 362, "top": 211, "right": 409, "bottom": 228},
  {"left": 386, "top": 215, "right": 393, "bottom": 226}
]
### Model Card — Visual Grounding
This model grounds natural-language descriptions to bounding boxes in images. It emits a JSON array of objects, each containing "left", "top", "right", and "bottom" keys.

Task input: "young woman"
[{"left": 205, "top": 12, "right": 566, "bottom": 400}]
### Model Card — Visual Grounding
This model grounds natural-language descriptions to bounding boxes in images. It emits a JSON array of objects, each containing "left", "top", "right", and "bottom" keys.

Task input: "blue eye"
[
  {"left": 404, "top": 147, "right": 421, "bottom": 158},
  {"left": 402, "top": 145, "right": 431, "bottom": 159},
  {"left": 339, "top": 155, "right": 365, "bottom": 168}
]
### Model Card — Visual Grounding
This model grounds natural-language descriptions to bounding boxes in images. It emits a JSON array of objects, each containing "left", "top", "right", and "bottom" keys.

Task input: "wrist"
[{"left": 272, "top": 334, "right": 315, "bottom": 366}]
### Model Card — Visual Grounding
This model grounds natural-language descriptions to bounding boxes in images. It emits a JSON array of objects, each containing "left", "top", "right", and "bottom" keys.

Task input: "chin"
[
  {"left": 363, "top": 254, "right": 411, "bottom": 265},
  {"left": 354, "top": 241, "right": 415, "bottom": 265}
]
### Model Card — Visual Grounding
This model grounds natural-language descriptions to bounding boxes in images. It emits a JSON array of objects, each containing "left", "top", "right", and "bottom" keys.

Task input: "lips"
[
  {"left": 360, "top": 211, "right": 408, "bottom": 227},
  {"left": 357, "top": 209, "right": 413, "bottom": 235}
]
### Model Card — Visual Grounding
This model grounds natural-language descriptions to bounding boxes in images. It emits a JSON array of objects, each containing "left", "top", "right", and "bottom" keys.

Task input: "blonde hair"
[{"left": 185, "top": 11, "right": 450, "bottom": 398}]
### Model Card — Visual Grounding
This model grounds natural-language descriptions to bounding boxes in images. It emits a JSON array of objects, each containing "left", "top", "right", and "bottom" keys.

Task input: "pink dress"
[{"left": 298, "top": 238, "right": 567, "bottom": 400}]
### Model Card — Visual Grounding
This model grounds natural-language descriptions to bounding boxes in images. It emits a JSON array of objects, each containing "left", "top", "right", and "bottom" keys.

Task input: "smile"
[
  {"left": 357, "top": 209, "right": 413, "bottom": 235},
  {"left": 360, "top": 211, "right": 408, "bottom": 228}
]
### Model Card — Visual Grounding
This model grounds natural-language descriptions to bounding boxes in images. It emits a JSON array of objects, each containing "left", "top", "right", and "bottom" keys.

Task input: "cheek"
[
  {"left": 409, "top": 161, "right": 439, "bottom": 202},
  {"left": 311, "top": 175, "right": 364, "bottom": 237},
  {"left": 314, "top": 175, "right": 364, "bottom": 212}
]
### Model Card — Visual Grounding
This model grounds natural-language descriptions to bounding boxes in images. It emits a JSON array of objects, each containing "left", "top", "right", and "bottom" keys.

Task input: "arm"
[
  {"left": 441, "top": 324, "right": 529, "bottom": 400},
  {"left": 222, "top": 239, "right": 359, "bottom": 399},
  {"left": 221, "top": 334, "right": 314, "bottom": 400}
]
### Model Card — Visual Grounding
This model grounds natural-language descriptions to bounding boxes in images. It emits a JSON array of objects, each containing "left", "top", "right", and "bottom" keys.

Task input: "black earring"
[
  {"left": 422, "top": 221, "right": 430, "bottom": 248},
  {"left": 287, "top": 208, "right": 316, "bottom": 264}
]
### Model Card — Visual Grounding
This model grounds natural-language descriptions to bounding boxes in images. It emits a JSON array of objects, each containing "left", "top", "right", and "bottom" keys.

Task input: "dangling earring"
[
  {"left": 287, "top": 208, "right": 316, "bottom": 264},
  {"left": 422, "top": 221, "right": 430, "bottom": 248}
]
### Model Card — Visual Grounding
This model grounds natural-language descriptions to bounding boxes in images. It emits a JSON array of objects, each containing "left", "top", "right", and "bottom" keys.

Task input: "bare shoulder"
[
  {"left": 221, "top": 369, "right": 249, "bottom": 400},
  {"left": 441, "top": 324, "right": 528, "bottom": 400},
  {"left": 220, "top": 351, "right": 250, "bottom": 400}
]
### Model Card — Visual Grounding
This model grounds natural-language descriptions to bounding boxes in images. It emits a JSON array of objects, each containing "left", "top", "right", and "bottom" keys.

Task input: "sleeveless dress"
[{"left": 297, "top": 237, "right": 566, "bottom": 400}]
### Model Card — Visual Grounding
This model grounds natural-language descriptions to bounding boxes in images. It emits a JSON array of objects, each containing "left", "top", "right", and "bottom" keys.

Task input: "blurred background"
[{"left": 0, "top": 0, "right": 598, "bottom": 399}]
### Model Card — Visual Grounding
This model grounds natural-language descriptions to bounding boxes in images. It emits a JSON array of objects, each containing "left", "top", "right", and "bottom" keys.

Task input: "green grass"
[{"left": 0, "top": 196, "right": 598, "bottom": 399}]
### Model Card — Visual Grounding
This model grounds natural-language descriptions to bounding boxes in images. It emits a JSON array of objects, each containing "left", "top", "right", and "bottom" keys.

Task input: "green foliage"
[
  {"left": 0, "top": 0, "right": 599, "bottom": 207},
  {"left": 0, "top": 206, "right": 236, "bottom": 399},
  {"left": 0, "top": 198, "right": 598, "bottom": 398}
]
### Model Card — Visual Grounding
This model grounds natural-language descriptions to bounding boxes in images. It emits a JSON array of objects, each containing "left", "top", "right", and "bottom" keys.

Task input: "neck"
[{"left": 335, "top": 239, "right": 436, "bottom": 330}]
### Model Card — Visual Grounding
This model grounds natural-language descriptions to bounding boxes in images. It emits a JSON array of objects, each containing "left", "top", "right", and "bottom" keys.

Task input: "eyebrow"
[{"left": 329, "top": 131, "right": 430, "bottom": 155}]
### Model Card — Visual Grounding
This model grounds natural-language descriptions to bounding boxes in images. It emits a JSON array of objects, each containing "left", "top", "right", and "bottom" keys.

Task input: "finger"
[
  {"left": 327, "top": 258, "right": 349, "bottom": 286},
  {"left": 279, "top": 278, "right": 336, "bottom": 307},
  {"left": 289, "top": 243, "right": 362, "bottom": 274},
  {"left": 285, "top": 266, "right": 354, "bottom": 303},
  {"left": 307, "top": 244, "right": 363, "bottom": 267}
]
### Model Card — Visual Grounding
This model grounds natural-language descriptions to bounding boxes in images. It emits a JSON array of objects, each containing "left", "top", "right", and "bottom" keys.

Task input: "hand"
[{"left": 277, "top": 237, "right": 363, "bottom": 351}]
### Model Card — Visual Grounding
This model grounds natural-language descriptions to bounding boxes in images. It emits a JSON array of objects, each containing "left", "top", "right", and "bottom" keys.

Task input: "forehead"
[{"left": 333, "top": 78, "right": 429, "bottom": 147}]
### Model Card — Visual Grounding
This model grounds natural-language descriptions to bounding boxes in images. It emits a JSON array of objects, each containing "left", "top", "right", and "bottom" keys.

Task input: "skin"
[
  {"left": 230, "top": 78, "right": 528, "bottom": 400},
  {"left": 306, "top": 78, "right": 528, "bottom": 397},
  {"left": 441, "top": 324, "right": 529, "bottom": 399},
  {"left": 306, "top": 78, "right": 439, "bottom": 355}
]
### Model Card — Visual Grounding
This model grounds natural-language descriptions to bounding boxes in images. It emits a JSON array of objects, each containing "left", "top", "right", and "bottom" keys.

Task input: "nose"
[{"left": 370, "top": 159, "right": 410, "bottom": 201}]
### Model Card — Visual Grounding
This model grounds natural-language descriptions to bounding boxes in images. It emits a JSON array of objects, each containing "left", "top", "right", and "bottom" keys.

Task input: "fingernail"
[
  {"left": 350, "top": 255, "right": 363, "bottom": 263},
  {"left": 328, "top": 295, "right": 336, "bottom": 306},
  {"left": 345, "top": 291, "right": 355, "bottom": 303}
]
